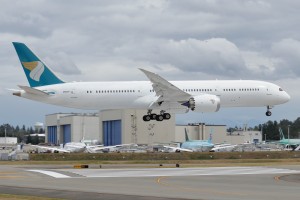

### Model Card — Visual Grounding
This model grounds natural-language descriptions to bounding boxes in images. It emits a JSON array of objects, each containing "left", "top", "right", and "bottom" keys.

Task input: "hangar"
[
  {"left": 45, "top": 110, "right": 262, "bottom": 146},
  {"left": 45, "top": 110, "right": 175, "bottom": 145}
]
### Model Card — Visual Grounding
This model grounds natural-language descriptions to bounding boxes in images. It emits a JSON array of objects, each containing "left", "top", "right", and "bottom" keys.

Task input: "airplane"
[
  {"left": 86, "top": 143, "right": 137, "bottom": 153},
  {"left": 180, "top": 128, "right": 214, "bottom": 151},
  {"left": 209, "top": 143, "right": 237, "bottom": 152},
  {"left": 162, "top": 145, "right": 193, "bottom": 153},
  {"left": 33, "top": 142, "right": 103, "bottom": 153},
  {"left": 11, "top": 42, "right": 290, "bottom": 121},
  {"left": 278, "top": 127, "right": 300, "bottom": 150}
]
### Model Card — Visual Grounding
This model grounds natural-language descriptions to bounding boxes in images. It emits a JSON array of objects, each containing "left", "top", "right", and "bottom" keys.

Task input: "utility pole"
[
  {"left": 4, "top": 124, "right": 7, "bottom": 151},
  {"left": 288, "top": 125, "right": 290, "bottom": 143}
]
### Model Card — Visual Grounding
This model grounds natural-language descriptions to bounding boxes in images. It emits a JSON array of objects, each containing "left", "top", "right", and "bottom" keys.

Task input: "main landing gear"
[
  {"left": 266, "top": 106, "right": 272, "bottom": 116},
  {"left": 142, "top": 110, "right": 171, "bottom": 122}
]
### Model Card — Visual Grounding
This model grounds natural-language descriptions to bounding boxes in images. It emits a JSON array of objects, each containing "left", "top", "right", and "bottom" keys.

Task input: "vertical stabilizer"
[
  {"left": 208, "top": 128, "right": 213, "bottom": 143},
  {"left": 184, "top": 128, "right": 190, "bottom": 141},
  {"left": 13, "top": 42, "right": 64, "bottom": 87},
  {"left": 279, "top": 127, "right": 285, "bottom": 140}
]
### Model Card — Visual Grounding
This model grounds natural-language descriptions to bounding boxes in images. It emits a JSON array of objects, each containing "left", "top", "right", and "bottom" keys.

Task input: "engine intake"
[{"left": 187, "top": 94, "right": 220, "bottom": 112}]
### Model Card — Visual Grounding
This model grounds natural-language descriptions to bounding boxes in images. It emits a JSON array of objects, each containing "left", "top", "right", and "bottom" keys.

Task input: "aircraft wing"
[
  {"left": 139, "top": 69, "right": 191, "bottom": 103},
  {"left": 163, "top": 146, "right": 193, "bottom": 152}
]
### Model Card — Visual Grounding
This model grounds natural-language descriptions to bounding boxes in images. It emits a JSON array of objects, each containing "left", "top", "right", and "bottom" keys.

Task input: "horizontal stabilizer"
[{"left": 18, "top": 85, "right": 49, "bottom": 96}]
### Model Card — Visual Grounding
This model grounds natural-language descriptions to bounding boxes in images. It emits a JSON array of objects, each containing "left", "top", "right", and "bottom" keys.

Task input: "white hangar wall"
[
  {"left": 45, "top": 111, "right": 261, "bottom": 146},
  {"left": 99, "top": 109, "right": 176, "bottom": 145}
]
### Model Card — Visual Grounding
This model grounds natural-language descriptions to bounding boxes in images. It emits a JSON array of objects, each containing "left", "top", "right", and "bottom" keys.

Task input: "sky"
[{"left": 0, "top": 0, "right": 299, "bottom": 128}]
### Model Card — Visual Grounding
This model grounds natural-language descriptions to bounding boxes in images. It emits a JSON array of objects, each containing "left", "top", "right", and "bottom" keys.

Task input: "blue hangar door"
[
  {"left": 47, "top": 126, "right": 57, "bottom": 145},
  {"left": 62, "top": 125, "right": 71, "bottom": 144},
  {"left": 103, "top": 120, "right": 121, "bottom": 146}
]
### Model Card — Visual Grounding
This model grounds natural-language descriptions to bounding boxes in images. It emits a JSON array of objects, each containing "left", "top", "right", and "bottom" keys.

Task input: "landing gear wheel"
[
  {"left": 266, "top": 111, "right": 272, "bottom": 116},
  {"left": 143, "top": 115, "right": 151, "bottom": 121},
  {"left": 150, "top": 113, "right": 157, "bottom": 120},
  {"left": 163, "top": 113, "right": 171, "bottom": 120},
  {"left": 156, "top": 115, "right": 164, "bottom": 121}
]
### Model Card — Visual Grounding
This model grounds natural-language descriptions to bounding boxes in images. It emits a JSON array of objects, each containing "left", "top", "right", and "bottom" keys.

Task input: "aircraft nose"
[{"left": 283, "top": 92, "right": 291, "bottom": 103}]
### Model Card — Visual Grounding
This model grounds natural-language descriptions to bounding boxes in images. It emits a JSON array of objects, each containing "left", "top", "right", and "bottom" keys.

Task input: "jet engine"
[{"left": 185, "top": 94, "right": 220, "bottom": 112}]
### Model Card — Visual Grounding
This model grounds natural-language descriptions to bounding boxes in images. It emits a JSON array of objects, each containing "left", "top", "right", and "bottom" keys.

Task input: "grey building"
[
  {"left": 45, "top": 110, "right": 261, "bottom": 146},
  {"left": 45, "top": 113, "right": 100, "bottom": 145},
  {"left": 45, "top": 110, "right": 175, "bottom": 145}
]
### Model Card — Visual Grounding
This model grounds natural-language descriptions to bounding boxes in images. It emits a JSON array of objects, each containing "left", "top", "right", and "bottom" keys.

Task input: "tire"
[
  {"left": 143, "top": 115, "right": 151, "bottom": 121},
  {"left": 156, "top": 115, "right": 164, "bottom": 121},
  {"left": 150, "top": 113, "right": 157, "bottom": 120},
  {"left": 163, "top": 113, "right": 171, "bottom": 120},
  {"left": 266, "top": 111, "right": 272, "bottom": 116}
]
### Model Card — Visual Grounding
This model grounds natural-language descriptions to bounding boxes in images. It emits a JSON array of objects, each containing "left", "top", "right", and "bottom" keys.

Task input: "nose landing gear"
[{"left": 266, "top": 106, "right": 272, "bottom": 116}]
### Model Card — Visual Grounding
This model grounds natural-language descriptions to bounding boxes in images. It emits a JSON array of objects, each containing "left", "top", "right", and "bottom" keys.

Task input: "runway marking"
[
  {"left": 27, "top": 167, "right": 299, "bottom": 179},
  {"left": 54, "top": 166, "right": 300, "bottom": 178},
  {"left": 27, "top": 170, "right": 70, "bottom": 178},
  {"left": 73, "top": 167, "right": 299, "bottom": 178}
]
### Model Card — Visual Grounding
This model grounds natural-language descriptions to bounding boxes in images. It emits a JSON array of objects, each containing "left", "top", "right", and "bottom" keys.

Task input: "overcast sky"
[{"left": 0, "top": 0, "right": 299, "bottom": 128}]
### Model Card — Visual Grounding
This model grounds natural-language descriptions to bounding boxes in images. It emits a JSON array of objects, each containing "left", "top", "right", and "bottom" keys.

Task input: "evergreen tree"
[
  {"left": 32, "top": 135, "right": 39, "bottom": 145},
  {"left": 27, "top": 134, "right": 32, "bottom": 144}
]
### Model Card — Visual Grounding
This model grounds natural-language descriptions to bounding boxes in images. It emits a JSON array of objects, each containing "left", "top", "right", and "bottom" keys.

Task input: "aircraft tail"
[
  {"left": 184, "top": 128, "right": 190, "bottom": 141},
  {"left": 208, "top": 128, "right": 213, "bottom": 143},
  {"left": 12, "top": 42, "right": 64, "bottom": 87},
  {"left": 279, "top": 127, "right": 285, "bottom": 140}
]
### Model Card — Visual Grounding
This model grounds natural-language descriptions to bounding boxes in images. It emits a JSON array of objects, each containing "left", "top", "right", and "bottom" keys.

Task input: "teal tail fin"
[
  {"left": 279, "top": 127, "right": 285, "bottom": 140},
  {"left": 12, "top": 42, "right": 64, "bottom": 87}
]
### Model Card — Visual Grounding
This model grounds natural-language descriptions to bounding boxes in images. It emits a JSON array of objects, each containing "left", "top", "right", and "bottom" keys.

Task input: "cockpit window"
[{"left": 279, "top": 88, "right": 283, "bottom": 91}]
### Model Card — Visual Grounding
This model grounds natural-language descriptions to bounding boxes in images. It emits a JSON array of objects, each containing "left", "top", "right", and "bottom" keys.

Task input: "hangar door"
[
  {"left": 103, "top": 120, "right": 121, "bottom": 146},
  {"left": 47, "top": 126, "right": 57, "bottom": 145},
  {"left": 62, "top": 124, "right": 71, "bottom": 144}
]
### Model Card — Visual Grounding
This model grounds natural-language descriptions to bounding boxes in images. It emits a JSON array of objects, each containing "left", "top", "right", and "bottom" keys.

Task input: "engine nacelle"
[{"left": 188, "top": 94, "right": 220, "bottom": 112}]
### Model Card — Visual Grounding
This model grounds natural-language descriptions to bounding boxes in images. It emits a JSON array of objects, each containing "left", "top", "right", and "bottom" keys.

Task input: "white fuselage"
[{"left": 18, "top": 80, "right": 290, "bottom": 113}]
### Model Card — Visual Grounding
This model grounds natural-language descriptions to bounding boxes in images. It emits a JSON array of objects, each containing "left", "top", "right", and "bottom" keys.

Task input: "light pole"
[
  {"left": 4, "top": 124, "right": 7, "bottom": 150},
  {"left": 288, "top": 125, "right": 290, "bottom": 143}
]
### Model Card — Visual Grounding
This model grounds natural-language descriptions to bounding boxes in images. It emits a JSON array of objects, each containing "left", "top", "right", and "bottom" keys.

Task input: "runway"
[
  {"left": 0, "top": 165, "right": 300, "bottom": 200},
  {"left": 28, "top": 166, "right": 300, "bottom": 178}
]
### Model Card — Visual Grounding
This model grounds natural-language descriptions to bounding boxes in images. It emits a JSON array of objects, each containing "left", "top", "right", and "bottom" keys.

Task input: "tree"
[
  {"left": 27, "top": 134, "right": 32, "bottom": 144},
  {"left": 32, "top": 135, "right": 39, "bottom": 145}
]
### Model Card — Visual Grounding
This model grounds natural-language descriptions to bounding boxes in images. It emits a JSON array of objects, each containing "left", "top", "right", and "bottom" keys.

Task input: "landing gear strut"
[
  {"left": 142, "top": 110, "right": 171, "bottom": 122},
  {"left": 266, "top": 106, "right": 272, "bottom": 116}
]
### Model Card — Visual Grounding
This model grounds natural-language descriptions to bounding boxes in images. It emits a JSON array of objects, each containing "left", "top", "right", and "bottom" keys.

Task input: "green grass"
[
  {"left": 1, "top": 153, "right": 300, "bottom": 167},
  {"left": 26, "top": 151, "right": 300, "bottom": 161}
]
